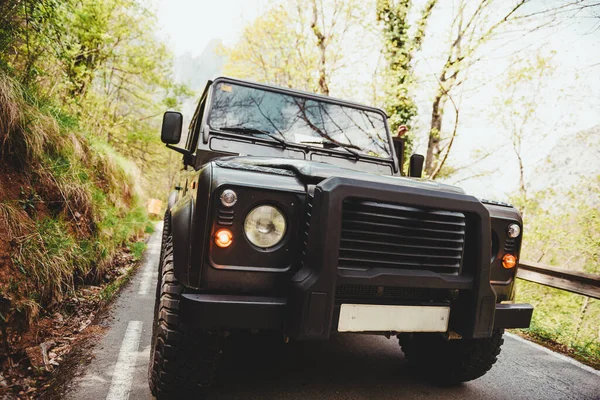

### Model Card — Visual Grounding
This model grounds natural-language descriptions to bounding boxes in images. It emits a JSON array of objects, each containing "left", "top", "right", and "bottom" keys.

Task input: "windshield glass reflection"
[{"left": 208, "top": 82, "right": 391, "bottom": 159}]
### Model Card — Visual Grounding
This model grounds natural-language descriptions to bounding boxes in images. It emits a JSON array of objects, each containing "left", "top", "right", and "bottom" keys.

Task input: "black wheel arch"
[{"left": 170, "top": 193, "right": 195, "bottom": 287}]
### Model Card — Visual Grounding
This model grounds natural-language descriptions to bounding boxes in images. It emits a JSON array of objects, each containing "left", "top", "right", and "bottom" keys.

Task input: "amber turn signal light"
[
  {"left": 215, "top": 229, "right": 233, "bottom": 248},
  {"left": 502, "top": 254, "right": 517, "bottom": 269}
]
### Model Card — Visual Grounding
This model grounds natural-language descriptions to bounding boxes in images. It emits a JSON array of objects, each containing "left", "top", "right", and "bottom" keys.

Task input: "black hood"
[{"left": 218, "top": 156, "right": 466, "bottom": 195}]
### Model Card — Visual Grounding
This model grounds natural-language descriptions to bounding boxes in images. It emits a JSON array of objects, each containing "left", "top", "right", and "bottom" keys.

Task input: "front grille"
[
  {"left": 339, "top": 199, "right": 466, "bottom": 274},
  {"left": 336, "top": 284, "right": 448, "bottom": 302}
]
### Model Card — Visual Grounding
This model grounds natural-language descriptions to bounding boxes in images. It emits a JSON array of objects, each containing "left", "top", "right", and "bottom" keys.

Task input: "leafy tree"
[
  {"left": 518, "top": 174, "right": 600, "bottom": 274},
  {"left": 421, "top": 0, "right": 536, "bottom": 179},
  {"left": 376, "top": 0, "right": 436, "bottom": 134},
  {"left": 0, "top": 0, "right": 191, "bottom": 196},
  {"left": 221, "top": 0, "right": 367, "bottom": 96},
  {"left": 309, "top": 0, "right": 363, "bottom": 95},
  {"left": 417, "top": 0, "right": 599, "bottom": 179},
  {"left": 221, "top": 4, "right": 319, "bottom": 91},
  {"left": 0, "top": 0, "right": 66, "bottom": 84},
  {"left": 494, "top": 53, "right": 556, "bottom": 210}
]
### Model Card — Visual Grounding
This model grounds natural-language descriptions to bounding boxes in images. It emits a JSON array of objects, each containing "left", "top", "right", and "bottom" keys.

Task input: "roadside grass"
[
  {"left": 128, "top": 241, "right": 148, "bottom": 260},
  {"left": 0, "top": 69, "right": 152, "bottom": 327},
  {"left": 514, "top": 279, "right": 600, "bottom": 369},
  {"left": 99, "top": 224, "right": 154, "bottom": 303}
]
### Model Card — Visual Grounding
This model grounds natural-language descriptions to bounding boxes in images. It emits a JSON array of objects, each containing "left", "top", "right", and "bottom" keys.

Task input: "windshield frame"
[{"left": 203, "top": 77, "right": 395, "bottom": 163}]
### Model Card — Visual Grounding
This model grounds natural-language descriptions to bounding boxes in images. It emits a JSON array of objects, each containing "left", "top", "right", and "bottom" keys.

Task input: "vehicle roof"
[{"left": 210, "top": 76, "right": 389, "bottom": 119}]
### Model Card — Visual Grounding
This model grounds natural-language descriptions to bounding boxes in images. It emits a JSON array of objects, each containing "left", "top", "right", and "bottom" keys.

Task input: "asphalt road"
[{"left": 65, "top": 224, "right": 600, "bottom": 400}]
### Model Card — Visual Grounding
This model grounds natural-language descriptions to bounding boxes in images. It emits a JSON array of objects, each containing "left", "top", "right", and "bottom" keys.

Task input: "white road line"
[
  {"left": 106, "top": 321, "right": 144, "bottom": 400},
  {"left": 137, "top": 231, "right": 161, "bottom": 295},
  {"left": 505, "top": 332, "right": 600, "bottom": 377},
  {"left": 137, "top": 269, "right": 155, "bottom": 295}
]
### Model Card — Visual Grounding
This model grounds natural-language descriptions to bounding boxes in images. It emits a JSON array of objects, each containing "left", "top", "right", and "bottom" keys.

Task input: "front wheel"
[
  {"left": 399, "top": 329, "right": 504, "bottom": 385},
  {"left": 149, "top": 227, "right": 222, "bottom": 398}
]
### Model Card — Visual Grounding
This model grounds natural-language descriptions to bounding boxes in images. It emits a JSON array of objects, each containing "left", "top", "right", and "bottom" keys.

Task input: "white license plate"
[{"left": 338, "top": 304, "right": 450, "bottom": 332}]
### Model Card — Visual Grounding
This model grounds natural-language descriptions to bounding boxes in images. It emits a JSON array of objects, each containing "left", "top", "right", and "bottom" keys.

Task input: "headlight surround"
[{"left": 244, "top": 205, "right": 287, "bottom": 248}]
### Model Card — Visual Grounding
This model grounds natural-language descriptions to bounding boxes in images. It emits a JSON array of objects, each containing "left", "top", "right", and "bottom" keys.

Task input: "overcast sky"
[
  {"left": 155, "top": 0, "right": 270, "bottom": 55},
  {"left": 155, "top": 0, "right": 600, "bottom": 200}
]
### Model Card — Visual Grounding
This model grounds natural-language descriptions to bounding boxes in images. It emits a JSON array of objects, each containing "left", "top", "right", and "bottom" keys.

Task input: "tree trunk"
[
  {"left": 310, "top": 0, "right": 329, "bottom": 96},
  {"left": 425, "top": 90, "right": 447, "bottom": 176},
  {"left": 517, "top": 152, "right": 526, "bottom": 197}
]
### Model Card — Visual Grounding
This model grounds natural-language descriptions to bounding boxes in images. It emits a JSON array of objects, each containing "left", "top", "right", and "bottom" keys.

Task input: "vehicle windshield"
[{"left": 208, "top": 82, "right": 392, "bottom": 159}]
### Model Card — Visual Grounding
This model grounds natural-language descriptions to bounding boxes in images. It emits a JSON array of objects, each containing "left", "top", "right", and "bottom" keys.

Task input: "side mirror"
[
  {"left": 392, "top": 136, "right": 406, "bottom": 175},
  {"left": 408, "top": 154, "right": 425, "bottom": 178},
  {"left": 161, "top": 111, "right": 183, "bottom": 145}
]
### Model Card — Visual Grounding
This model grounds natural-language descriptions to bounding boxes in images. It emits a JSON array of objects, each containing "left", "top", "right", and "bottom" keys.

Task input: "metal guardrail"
[{"left": 517, "top": 261, "right": 600, "bottom": 300}]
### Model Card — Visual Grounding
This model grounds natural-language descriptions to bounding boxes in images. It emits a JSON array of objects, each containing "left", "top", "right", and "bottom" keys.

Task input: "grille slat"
[
  {"left": 504, "top": 238, "right": 516, "bottom": 252},
  {"left": 339, "top": 257, "right": 460, "bottom": 269},
  {"left": 341, "top": 237, "right": 463, "bottom": 252},
  {"left": 340, "top": 247, "right": 462, "bottom": 261},
  {"left": 343, "top": 219, "right": 465, "bottom": 239},
  {"left": 217, "top": 208, "right": 235, "bottom": 226},
  {"left": 342, "top": 228, "right": 465, "bottom": 245},
  {"left": 340, "top": 199, "right": 466, "bottom": 275},
  {"left": 346, "top": 201, "right": 465, "bottom": 222},
  {"left": 344, "top": 209, "right": 466, "bottom": 229}
]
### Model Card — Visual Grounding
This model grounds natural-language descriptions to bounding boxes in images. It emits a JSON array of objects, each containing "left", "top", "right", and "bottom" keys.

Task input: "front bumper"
[{"left": 179, "top": 293, "right": 533, "bottom": 331}]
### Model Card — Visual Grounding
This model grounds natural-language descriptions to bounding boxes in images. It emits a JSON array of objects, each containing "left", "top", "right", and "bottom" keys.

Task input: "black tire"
[
  {"left": 399, "top": 329, "right": 504, "bottom": 385},
  {"left": 149, "top": 215, "right": 222, "bottom": 399},
  {"left": 149, "top": 212, "right": 171, "bottom": 364}
]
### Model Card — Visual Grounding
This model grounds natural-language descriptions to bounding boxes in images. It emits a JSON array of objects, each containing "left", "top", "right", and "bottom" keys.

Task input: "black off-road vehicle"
[{"left": 149, "top": 77, "right": 533, "bottom": 398}]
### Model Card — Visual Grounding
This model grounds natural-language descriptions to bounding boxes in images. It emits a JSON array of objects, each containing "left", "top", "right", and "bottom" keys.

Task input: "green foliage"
[
  {"left": 221, "top": 0, "right": 368, "bottom": 99},
  {"left": 376, "top": 0, "right": 436, "bottom": 153},
  {"left": 0, "top": 0, "right": 164, "bottom": 324},
  {"left": 128, "top": 241, "right": 147, "bottom": 261},
  {"left": 222, "top": 4, "right": 319, "bottom": 91},
  {"left": 0, "top": 72, "right": 149, "bottom": 316},
  {"left": 511, "top": 174, "right": 599, "bottom": 366},
  {"left": 0, "top": 0, "right": 191, "bottom": 198},
  {"left": 494, "top": 52, "right": 557, "bottom": 199},
  {"left": 515, "top": 280, "right": 600, "bottom": 367},
  {"left": 513, "top": 175, "right": 600, "bottom": 274},
  {"left": 376, "top": 0, "right": 415, "bottom": 128}
]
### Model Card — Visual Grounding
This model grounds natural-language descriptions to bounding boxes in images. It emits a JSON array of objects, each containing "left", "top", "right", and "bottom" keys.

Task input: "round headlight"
[
  {"left": 244, "top": 205, "right": 286, "bottom": 248},
  {"left": 507, "top": 223, "right": 521, "bottom": 238}
]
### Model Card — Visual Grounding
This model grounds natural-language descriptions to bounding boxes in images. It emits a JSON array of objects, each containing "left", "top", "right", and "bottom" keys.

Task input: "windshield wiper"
[
  {"left": 218, "top": 126, "right": 287, "bottom": 147},
  {"left": 299, "top": 140, "right": 360, "bottom": 160}
]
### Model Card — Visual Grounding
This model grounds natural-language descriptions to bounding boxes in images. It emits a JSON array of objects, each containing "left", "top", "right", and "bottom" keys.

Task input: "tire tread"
[{"left": 399, "top": 329, "right": 505, "bottom": 384}]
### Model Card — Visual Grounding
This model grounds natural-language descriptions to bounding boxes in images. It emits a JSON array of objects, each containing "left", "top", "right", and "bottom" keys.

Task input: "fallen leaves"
[{"left": 0, "top": 243, "right": 143, "bottom": 399}]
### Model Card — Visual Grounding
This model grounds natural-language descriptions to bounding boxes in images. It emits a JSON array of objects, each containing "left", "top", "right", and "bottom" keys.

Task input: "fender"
[
  {"left": 170, "top": 193, "right": 194, "bottom": 286},
  {"left": 485, "top": 202, "right": 523, "bottom": 302},
  {"left": 167, "top": 190, "right": 179, "bottom": 211}
]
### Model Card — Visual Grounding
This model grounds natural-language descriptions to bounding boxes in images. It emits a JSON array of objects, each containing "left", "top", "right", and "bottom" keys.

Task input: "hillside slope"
[{"left": 0, "top": 71, "right": 151, "bottom": 337}]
